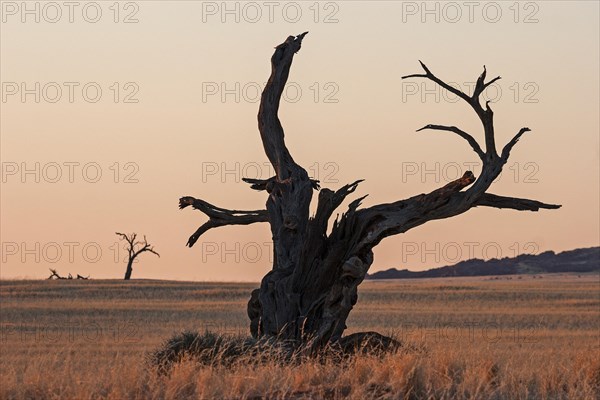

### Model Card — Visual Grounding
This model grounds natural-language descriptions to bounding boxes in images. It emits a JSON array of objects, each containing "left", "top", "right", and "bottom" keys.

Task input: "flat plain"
[{"left": 1, "top": 273, "right": 598, "bottom": 399}]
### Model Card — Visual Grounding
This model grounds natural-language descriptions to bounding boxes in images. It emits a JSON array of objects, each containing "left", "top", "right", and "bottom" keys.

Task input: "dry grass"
[{"left": 1, "top": 274, "right": 599, "bottom": 399}]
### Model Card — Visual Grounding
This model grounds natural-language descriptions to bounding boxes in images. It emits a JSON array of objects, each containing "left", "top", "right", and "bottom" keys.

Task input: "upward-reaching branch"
[
  {"left": 177, "top": 33, "right": 312, "bottom": 260},
  {"left": 258, "top": 32, "right": 309, "bottom": 180},
  {"left": 116, "top": 232, "right": 160, "bottom": 257},
  {"left": 402, "top": 61, "right": 471, "bottom": 103},
  {"left": 501, "top": 127, "right": 531, "bottom": 162},
  {"left": 352, "top": 62, "right": 560, "bottom": 251},
  {"left": 134, "top": 235, "right": 160, "bottom": 258},
  {"left": 255, "top": 32, "right": 315, "bottom": 272},
  {"left": 402, "top": 61, "right": 501, "bottom": 157}
]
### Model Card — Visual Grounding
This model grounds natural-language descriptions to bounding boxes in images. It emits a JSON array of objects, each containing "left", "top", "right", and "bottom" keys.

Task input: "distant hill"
[{"left": 366, "top": 247, "right": 600, "bottom": 280}]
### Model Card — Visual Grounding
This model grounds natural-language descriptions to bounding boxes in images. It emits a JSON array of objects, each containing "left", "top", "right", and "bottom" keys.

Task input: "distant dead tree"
[
  {"left": 179, "top": 33, "right": 560, "bottom": 351},
  {"left": 47, "top": 269, "right": 89, "bottom": 280},
  {"left": 47, "top": 269, "right": 66, "bottom": 280},
  {"left": 116, "top": 232, "right": 160, "bottom": 280}
]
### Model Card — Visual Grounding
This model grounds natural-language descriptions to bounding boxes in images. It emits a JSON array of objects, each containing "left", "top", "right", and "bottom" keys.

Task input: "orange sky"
[{"left": 1, "top": 1, "right": 598, "bottom": 281}]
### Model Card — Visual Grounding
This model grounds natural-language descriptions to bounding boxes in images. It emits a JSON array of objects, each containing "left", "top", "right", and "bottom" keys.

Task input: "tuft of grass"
[
  {"left": 148, "top": 331, "right": 293, "bottom": 373},
  {"left": 148, "top": 330, "right": 405, "bottom": 374}
]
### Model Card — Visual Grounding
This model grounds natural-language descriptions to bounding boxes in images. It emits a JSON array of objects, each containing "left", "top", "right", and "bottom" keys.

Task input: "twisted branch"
[{"left": 179, "top": 197, "right": 268, "bottom": 247}]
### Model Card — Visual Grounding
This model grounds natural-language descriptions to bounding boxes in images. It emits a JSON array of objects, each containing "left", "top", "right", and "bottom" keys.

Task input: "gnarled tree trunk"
[{"left": 179, "top": 33, "right": 560, "bottom": 350}]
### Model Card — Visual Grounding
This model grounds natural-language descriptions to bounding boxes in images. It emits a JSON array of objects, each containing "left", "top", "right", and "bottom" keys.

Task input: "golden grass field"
[{"left": 1, "top": 274, "right": 599, "bottom": 399}]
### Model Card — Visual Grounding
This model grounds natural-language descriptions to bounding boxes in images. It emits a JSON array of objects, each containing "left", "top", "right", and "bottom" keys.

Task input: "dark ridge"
[{"left": 366, "top": 247, "right": 600, "bottom": 280}]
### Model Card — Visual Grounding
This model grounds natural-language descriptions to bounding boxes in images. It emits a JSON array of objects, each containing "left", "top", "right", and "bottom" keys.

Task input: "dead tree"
[
  {"left": 179, "top": 33, "right": 560, "bottom": 349},
  {"left": 115, "top": 232, "right": 160, "bottom": 280},
  {"left": 47, "top": 268, "right": 66, "bottom": 280},
  {"left": 47, "top": 269, "right": 89, "bottom": 280}
]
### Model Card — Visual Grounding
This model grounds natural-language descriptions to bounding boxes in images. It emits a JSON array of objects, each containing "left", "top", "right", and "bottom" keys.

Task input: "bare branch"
[
  {"left": 258, "top": 32, "right": 310, "bottom": 180},
  {"left": 483, "top": 76, "right": 501, "bottom": 91},
  {"left": 184, "top": 221, "right": 217, "bottom": 248},
  {"left": 115, "top": 232, "right": 131, "bottom": 244},
  {"left": 501, "top": 127, "right": 531, "bottom": 162},
  {"left": 252, "top": 33, "right": 317, "bottom": 274},
  {"left": 403, "top": 62, "right": 500, "bottom": 157},
  {"left": 402, "top": 60, "right": 471, "bottom": 103},
  {"left": 47, "top": 268, "right": 66, "bottom": 280},
  {"left": 243, "top": 176, "right": 320, "bottom": 192},
  {"left": 242, "top": 177, "right": 276, "bottom": 192},
  {"left": 474, "top": 193, "right": 561, "bottom": 211},
  {"left": 416, "top": 124, "right": 485, "bottom": 161},
  {"left": 357, "top": 65, "right": 559, "bottom": 252},
  {"left": 116, "top": 232, "right": 136, "bottom": 257},
  {"left": 179, "top": 196, "right": 268, "bottom": 247},
  {"left": 145, "top": 247, "right": 160, "bottom": 257},
  {"left": 473, "top": 65, "right": 502, "bottom": 98},
  {"left": 133, "top": 235, "right": 160, "bottom": 258}
]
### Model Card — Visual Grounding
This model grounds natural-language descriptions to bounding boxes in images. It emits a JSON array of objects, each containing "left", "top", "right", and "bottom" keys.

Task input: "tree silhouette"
[
  {"left": 179, "top": 33, "right": 560, "bottom": 350},
  {"left": 115, "top": 232, "right": 160, "bottom": 280},
  {"left": 47, "top": 268, "right": 89, "bottom": 280}
]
